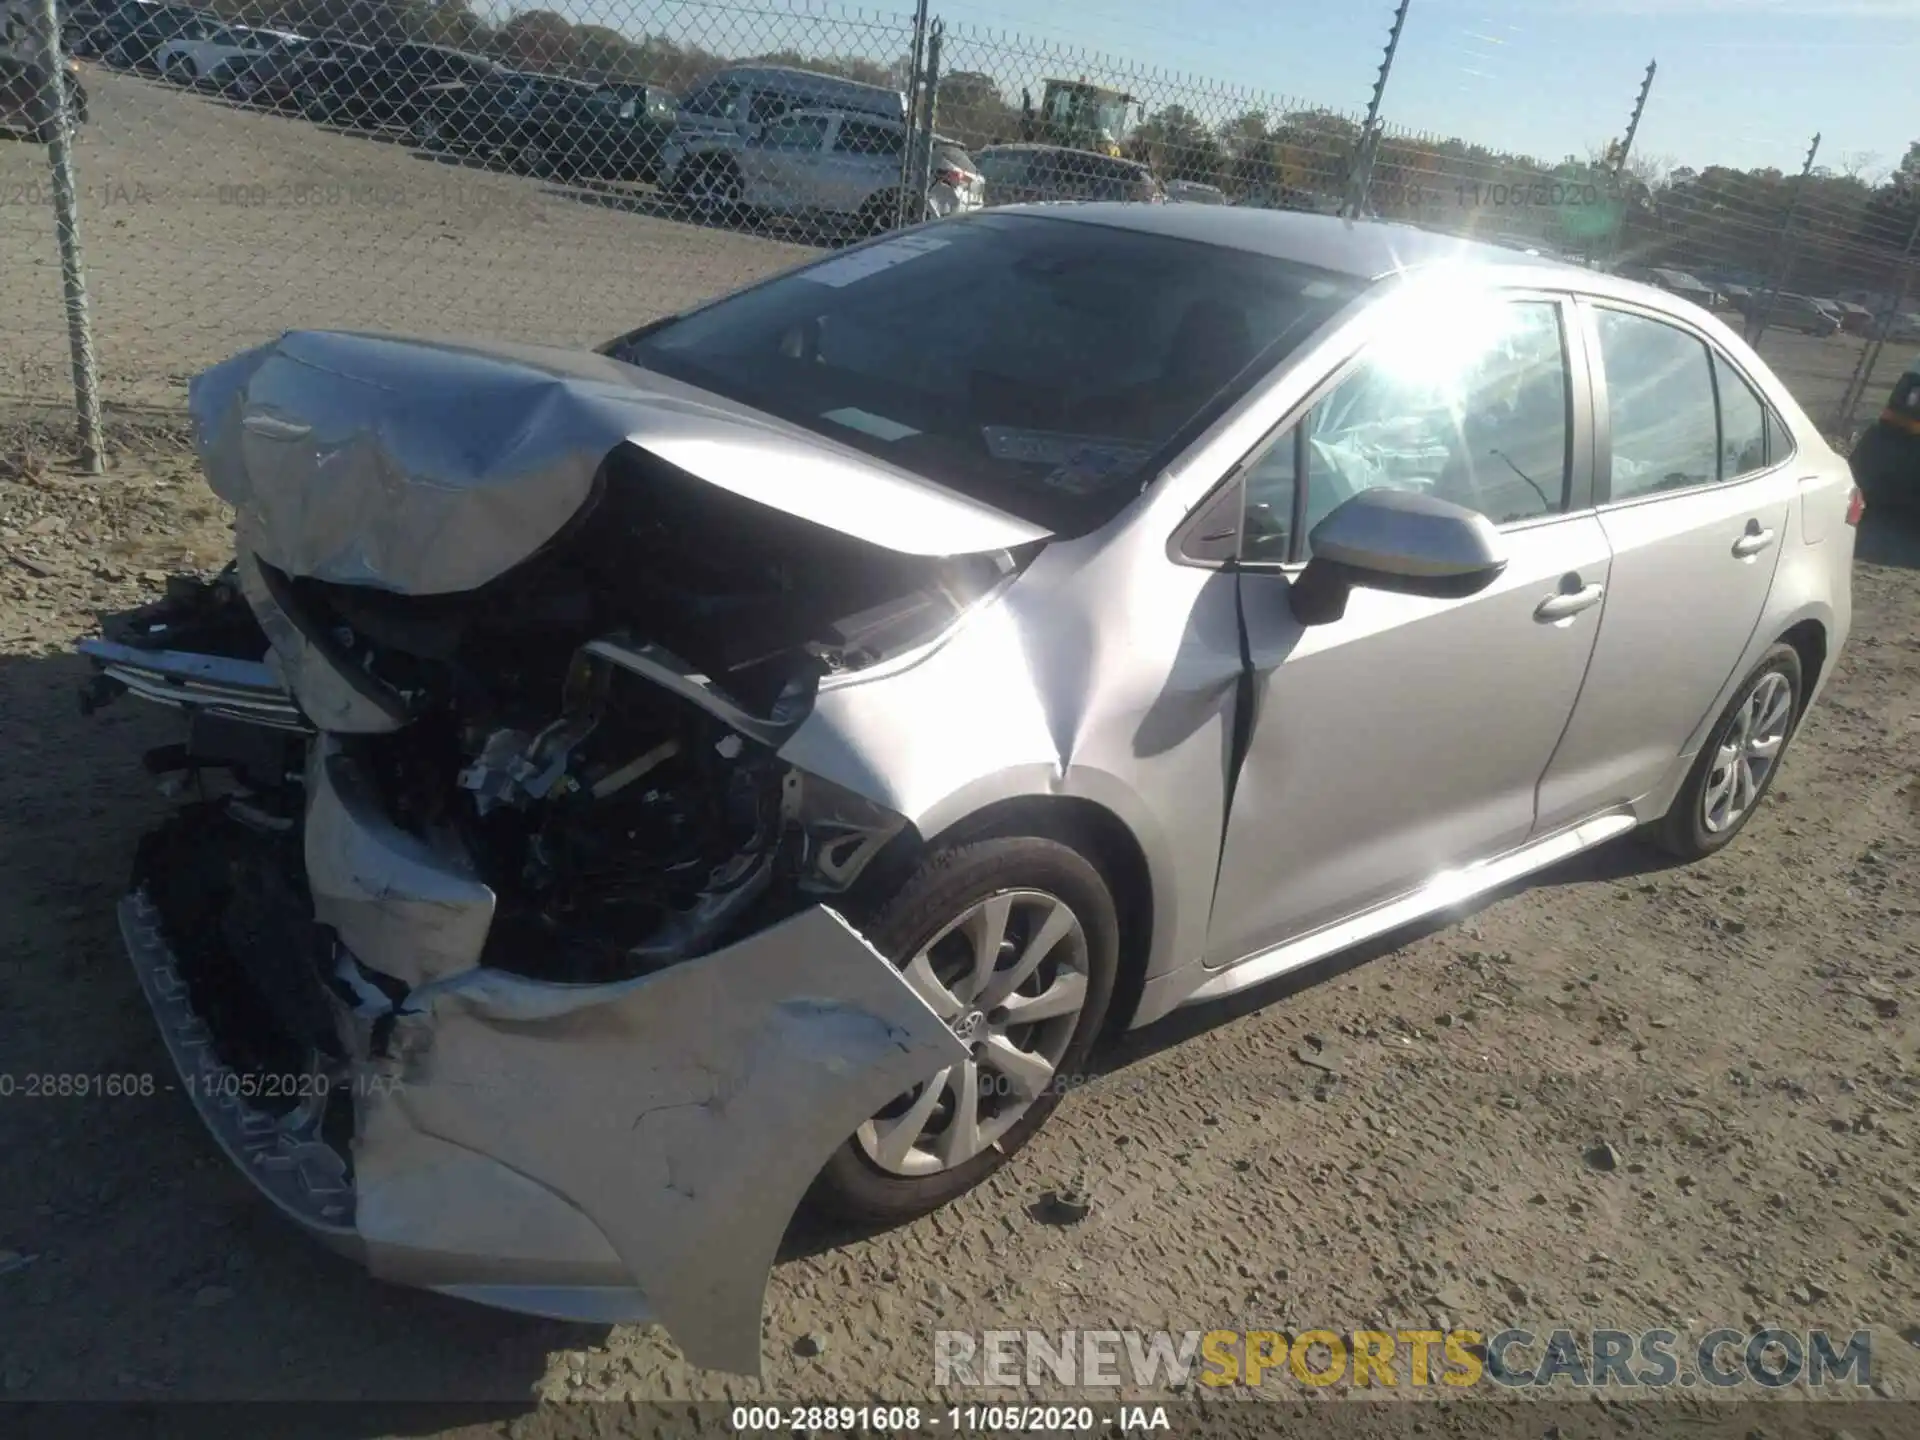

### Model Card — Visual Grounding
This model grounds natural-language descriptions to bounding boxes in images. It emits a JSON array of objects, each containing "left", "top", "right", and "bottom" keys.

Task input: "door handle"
[
  {"left": 1534, "top": 582, "right": 1605, "bottom": 623},
  {"left": 1732, "top": 523, "right": 1777, "bottom": 559}
]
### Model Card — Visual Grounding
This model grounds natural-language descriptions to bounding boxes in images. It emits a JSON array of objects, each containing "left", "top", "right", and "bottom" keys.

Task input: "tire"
[
  {"left": 512, "top": 138, "right": 554, "bottom": 179},
  {"left": 673, "top": 154, "right": 740, "bottom": 216},
  {"left": 856, "top": 189, "right": 907, "bottom": 237},
  {"left": 809, "top": 836, "right": 1120, "bottom": 1225},
  {"left": 164, "top": 54, "right": 193, "bottom": 86},
  {"left": 1652, "top": 643, "right": 1803, "bottom": 861},
  {"left": 297, "top": 86, "right": 335, "bottom": 124}
]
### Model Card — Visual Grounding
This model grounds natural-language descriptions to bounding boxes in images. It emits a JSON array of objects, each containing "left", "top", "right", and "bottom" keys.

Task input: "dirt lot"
[
  {"left": 1, "top": 404, "right": 1919, "bottom": 1432},
  {"left": 4, "top": 66, "right": 1916, "bottom": 434},
  {"left": 1, "top": 68, "right": 814, "bottom": 412}
]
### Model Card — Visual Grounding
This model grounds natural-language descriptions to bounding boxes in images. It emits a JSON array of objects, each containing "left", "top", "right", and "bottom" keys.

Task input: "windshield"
[
  {"left": 1092, "top": 95, "right": 1131, "bottom": 141},
  {"left": 617, "top": 212, "right": 1362, "bottom": 534}
]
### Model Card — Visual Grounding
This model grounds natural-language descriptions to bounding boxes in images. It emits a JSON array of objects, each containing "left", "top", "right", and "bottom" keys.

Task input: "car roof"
[
  {"left": 1003, "top": 203, "right": 1591, "bottom": 283},
  {"left": 713, "top": 64, "right": 898, "bottom": 96}
]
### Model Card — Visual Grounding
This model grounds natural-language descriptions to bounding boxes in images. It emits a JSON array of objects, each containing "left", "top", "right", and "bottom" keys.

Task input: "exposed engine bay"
[{"left": 85, "top": 441, "right": 1024, "bottom": 990}]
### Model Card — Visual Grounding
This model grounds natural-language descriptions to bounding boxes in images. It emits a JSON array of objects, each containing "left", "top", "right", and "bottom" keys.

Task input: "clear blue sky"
[
  {"left": 511, "top": 0, "right": 1917, "bottom": 175},
  {"left": 923, "top": 0, "right": 1917, "bottom": 173}
]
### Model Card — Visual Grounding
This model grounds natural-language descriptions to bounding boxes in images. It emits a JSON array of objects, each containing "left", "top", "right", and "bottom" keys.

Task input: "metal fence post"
[
  {"left": 1342, "top": 0, "right": 1411, "bottom": 219},
  {"left": 895, "top": 0, "right": 932, "bottom": 231},
  {"left": 1832, "top": 206, "right": 1920, "bottom": 437},
  {"left": 1744, "top": 133, "right": 1821, "bottom": 348},
  {"left": 910, "top": 21, "right": 942, "bottom": 226},
  {"left": 34, "top": 0, "right": 105, "bottom": 473}
]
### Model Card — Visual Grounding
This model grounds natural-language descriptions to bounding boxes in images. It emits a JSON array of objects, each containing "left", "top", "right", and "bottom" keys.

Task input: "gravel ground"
[
  {"left": 1, "top": 413, "right": 1918, "bottom": 1432},
  {"left": 1, "top": 67, "right": 814, "bottom": 413},
  {"left": 4, "top": 66, "right": 1916, "bottom": 433}
]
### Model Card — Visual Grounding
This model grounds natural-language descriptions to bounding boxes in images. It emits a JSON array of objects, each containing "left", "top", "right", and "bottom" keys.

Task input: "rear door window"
[
  {"left": 1713, "top": 354, "right": 1770, "bottom": 480},
  {"left": 836, "top": 120, "right": 902, "bottom": 156},
  {"left": 682, "top": 81, "right": 740, "bottom": 117},
  {"left": 761, "top": 112, "right": 829, "bottom": 150},
  {"left": 1593, "top": 307, "right": 1718, "bottom": 501}
]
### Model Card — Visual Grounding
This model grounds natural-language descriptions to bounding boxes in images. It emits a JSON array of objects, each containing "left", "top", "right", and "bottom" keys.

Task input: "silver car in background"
[
  {"left": 81, "top": 207, "right": 1858, "bottom": 1374},
  {"left": 663, "top": 105, "right": 982, "bottom": 234}
]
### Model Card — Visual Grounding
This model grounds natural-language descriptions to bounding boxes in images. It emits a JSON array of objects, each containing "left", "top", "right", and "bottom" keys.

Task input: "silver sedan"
[{"left": 82, "top": 205, "right": 1859, "bottom": 1373}]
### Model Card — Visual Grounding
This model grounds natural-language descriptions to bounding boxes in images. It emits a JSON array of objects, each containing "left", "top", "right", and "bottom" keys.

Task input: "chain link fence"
[{"left": 3, "top": 0, "right": 1918, "bottom": 462}]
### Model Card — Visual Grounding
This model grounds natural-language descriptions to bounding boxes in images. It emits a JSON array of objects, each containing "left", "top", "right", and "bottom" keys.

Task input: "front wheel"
[
  {"left": 1651, "top": 643, "right": 1803, "bottom": 860},
  {"left": 809, "top": 836, "right": 1120, "bottom": 1225}
]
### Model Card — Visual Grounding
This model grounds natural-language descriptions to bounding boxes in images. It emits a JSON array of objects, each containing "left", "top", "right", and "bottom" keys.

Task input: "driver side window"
[{"left": 1233, "top": 297, "right": 1572, "bottom": 564}]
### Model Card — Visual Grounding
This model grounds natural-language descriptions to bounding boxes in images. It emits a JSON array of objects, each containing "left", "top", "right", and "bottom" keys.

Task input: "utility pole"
[{"left": 1342, "top": 0, "right": 1411, "bottom": 220}]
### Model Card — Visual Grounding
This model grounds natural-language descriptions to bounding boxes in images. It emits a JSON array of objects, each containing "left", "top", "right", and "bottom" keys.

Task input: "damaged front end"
[{"left": 78, "top": 331, "right": 1038, "bottom": 1371}]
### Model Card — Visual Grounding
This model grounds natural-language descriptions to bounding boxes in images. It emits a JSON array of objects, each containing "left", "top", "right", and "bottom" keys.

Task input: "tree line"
[{"left": 202, "top": 0, "right": 1920, "bottom": 294}]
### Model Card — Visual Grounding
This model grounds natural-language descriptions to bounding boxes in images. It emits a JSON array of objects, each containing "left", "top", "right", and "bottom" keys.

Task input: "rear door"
[
  {"left": 828, "top": 116, "right": 903, "bottom": 214},
  {"left": 1534, "top": 299, "right": 1796, "bottom": 828}
]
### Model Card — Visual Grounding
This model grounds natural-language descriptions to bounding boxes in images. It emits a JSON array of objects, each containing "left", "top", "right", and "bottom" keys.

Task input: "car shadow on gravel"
[
  {"left": 1856, "top": 510, "right": 1920, "bottom": 569},
  {"left": 0, "top": 650, "right": 600, "bottom": 1412},
  {"left": 1094, "top": 831, "right": 1679, "bottom": 1076}
]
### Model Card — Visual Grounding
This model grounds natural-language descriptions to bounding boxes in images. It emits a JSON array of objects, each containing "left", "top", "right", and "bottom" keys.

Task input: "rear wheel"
[
  {"left": 672, "top": 155, "right": 740, "bottom": 217},
  {"left": 411, "top": 112, "right": 446, "bottom": 150},
  {"left": 295, "top": 85, "right": 333, "bottom": 124},
  {"left": 1652, "top": 643, "right": 1803, "bottom": 860},
  {"left": 809, "top": 836, "right": 1120, "bottom": 1225}
]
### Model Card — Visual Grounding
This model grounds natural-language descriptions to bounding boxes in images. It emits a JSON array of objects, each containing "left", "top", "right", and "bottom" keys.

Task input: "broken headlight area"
[{"left": 84, "top": 444, "right": 1016, "bottom": 987}]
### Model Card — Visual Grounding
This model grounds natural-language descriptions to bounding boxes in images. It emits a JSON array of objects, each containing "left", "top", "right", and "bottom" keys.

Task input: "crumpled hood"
[{"left": 189, "top": 330, "right": 1049, "bottom": 596}]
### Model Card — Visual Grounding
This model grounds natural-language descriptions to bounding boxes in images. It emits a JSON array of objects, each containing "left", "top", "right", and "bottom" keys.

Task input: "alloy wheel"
[
  {"left": 1701, "top": 670, "right": 1793, "bottom": 834},
  {"left": 856, "top": 889, "right": 1089, "bottom": 1177}
]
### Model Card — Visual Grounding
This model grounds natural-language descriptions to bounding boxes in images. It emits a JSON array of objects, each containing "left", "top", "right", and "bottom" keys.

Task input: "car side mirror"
[{"left": 1288, "top": 487, "right": 1508, "bottom": 626}]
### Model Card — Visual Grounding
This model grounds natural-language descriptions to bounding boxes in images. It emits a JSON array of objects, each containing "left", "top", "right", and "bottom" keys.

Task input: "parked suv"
[
  {"left": 232, "top": 34, "right": 366, "bottom": 107},
  {"left": 414, "top": 70, "right": 676, "bottom": 183},
  {"left": 973, "top": 143, "right": 1162, "bottom": 205},
  {"left": 289, "top": 39, "right": 499, "bottom": 129},
  {"left": 662, "top": 106, "right": 980, "bottom": 236},
  {"left": 668, "top": 62, "right": 904, "bottom": 170}
]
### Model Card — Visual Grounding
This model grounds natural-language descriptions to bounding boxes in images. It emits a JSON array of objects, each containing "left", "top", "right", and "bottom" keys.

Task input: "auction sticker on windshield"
[{"left": 799, "top": 234, "right": 951, "bottom": 288}]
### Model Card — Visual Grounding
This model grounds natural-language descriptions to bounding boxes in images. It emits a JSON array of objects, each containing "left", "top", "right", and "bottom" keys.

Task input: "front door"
[
  {"left": 1205, "top": 293, "right": 1611, "bottom": 968},
  {"left": 1534, "top": 301, "right": 1795, "bottom": 828}
]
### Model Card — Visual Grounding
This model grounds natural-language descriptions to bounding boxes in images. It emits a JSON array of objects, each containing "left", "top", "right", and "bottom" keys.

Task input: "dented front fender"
[{"left": 356, "top": 906, "right": 966, "bottom": 1374}]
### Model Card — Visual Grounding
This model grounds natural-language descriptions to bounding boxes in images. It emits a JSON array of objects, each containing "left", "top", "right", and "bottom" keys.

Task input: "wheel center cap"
[{"left": 953, "top": 1009, "right": 986, "bottom": 1042}]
